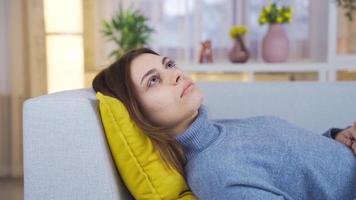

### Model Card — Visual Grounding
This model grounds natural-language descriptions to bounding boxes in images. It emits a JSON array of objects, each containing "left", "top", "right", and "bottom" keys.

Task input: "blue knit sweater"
[{"left": 175, "top": 105, "right": 356, "bottom": 200}]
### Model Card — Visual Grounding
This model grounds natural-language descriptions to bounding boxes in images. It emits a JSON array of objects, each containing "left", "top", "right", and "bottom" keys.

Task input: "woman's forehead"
[
  {"left": 130, "top": 53, "right": 163, "bottom": 83},
  {"left": 132, "top": 53, "right": 162, "bottom": 68}
]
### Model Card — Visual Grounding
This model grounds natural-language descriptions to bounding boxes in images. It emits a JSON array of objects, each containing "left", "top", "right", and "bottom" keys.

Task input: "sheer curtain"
[
  {"left": 0, "top": 0, "right": 25, "bottom": 177},
  {"left": 94, "top": 0, "right": 233, "bottom": 65},
  {"left": 139, "top": 0, "right": 234, "bottom": 63},
  {"left": 0, "top": 0, "right": 47, "bottom": 177},
  {"left": 0, "top": 0, "right": 11, "bottom": 177}
]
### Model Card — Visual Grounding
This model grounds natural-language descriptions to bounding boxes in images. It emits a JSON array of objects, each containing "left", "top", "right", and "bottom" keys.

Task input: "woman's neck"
[{"left": 169, "top": 110, "right": 199, "bottom": 137}]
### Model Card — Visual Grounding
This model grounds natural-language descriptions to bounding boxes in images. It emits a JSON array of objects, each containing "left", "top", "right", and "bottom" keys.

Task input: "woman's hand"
[{"left": 334, "top": 122, "right": 356, "bottom": 154}]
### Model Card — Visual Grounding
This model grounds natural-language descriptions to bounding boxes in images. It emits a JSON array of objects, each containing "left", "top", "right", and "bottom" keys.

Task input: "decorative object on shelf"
[
  {"left": 199, "top": 40, "right": 214, "bottom": 63},
  {"left": 101, "top": 6, "right": 154, "bottom": 60},
  {"left": 262, "top": 23, "right": 289, "bottom": 62},
  {"left": 336, "top": 0, "right": 356, "bottom": 21},
  {"left": 228, "top": 25, "right": 249, "bottom": 63},
  {"left": 259, "top": 3, "right": 293, "bottom": 63}
]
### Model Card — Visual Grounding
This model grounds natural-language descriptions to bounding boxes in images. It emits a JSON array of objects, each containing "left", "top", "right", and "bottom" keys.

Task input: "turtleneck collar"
[{"left": 175, "top": 104, "right": 221, "bottom": 161}]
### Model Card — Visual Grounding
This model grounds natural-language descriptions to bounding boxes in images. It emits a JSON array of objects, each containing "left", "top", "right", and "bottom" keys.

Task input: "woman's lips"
[{"left": 181, "top": 82, "right": 194, "bottom": 97}]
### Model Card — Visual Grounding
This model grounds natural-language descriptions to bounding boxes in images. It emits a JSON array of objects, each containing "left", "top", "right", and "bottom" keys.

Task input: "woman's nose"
[{"left": 171, "top": 68, "right": 182, "bottom": 84}]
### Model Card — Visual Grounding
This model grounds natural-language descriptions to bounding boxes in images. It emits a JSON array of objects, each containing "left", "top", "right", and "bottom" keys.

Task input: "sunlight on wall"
[{"left": 44, "top": 0, "right": 84, "bottom": 93}]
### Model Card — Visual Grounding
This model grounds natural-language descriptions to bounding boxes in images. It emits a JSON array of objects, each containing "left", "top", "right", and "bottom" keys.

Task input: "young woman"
[{"left": 92, "top": 48, "right": 356, "bottom": 200}]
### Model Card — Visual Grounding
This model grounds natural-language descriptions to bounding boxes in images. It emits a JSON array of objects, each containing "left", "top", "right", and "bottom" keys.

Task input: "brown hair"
[{"left": 92, "top": 48, "right": 186, "bottom": 175}]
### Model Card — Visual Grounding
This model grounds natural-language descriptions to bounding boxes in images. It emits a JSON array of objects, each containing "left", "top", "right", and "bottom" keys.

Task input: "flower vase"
[
  {"left": 228, "top": 36, "right": 249, "bottom": 63},
  {"left": 262, "top": 23, "right": 289, "bottom": 62}
]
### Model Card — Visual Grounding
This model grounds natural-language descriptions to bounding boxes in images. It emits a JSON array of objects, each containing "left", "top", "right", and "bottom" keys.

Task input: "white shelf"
[
  {"left": 180, "top": 62, "right": 356, "bottom": 72},
  {"left": 179, "top": 62, "right": 356, "bottom": 82}
]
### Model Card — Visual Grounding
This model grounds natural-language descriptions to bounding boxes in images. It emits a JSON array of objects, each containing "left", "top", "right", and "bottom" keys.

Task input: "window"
[{"left": 44, "top": 0, "right": 84, "bottom": 93}]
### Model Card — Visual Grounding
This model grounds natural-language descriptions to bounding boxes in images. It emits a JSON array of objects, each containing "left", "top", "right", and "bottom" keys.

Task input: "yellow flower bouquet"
[
  {"left": 229, "top": 25, "right": 248, "bottom": 39},
  {"left": 259, "top": 3, "right": 293, "bottom": 25}
]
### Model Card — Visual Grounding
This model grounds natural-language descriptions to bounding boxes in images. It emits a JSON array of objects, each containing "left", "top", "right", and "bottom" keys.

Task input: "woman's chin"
[{"left": 186, "top": 90, "right": 204, "bottom": 108}]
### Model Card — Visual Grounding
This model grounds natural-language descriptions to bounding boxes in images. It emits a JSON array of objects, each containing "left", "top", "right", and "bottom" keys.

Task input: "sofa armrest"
[{"left": 23, "top": 89, "right": 133, "bottom": 200}]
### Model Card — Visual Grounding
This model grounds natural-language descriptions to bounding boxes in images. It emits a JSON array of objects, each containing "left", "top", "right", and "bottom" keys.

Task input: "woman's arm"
[
  {"left": 322, "top": 122, "right": 356, "bottom": 154},
  {"left": 322, "top": 126, "right": 351, "bottom": 139}
]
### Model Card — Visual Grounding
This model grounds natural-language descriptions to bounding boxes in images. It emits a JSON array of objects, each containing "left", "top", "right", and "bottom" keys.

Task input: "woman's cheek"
[{"left": 144, "top": 92, "right": 172, "bottom": 112}]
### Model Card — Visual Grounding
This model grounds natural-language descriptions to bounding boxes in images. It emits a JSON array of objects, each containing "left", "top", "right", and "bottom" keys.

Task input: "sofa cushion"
[{"left": 96, "top": 92, "right": 196, "bottom": 200}]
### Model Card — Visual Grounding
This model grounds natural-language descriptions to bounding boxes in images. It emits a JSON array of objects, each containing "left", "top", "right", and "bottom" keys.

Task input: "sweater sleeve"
[
  {"left": 322, "top": 125, "right": 351, "bottom": 139},
  {"left": 222, "top": 186, "right": 286, "bottom": 200}
]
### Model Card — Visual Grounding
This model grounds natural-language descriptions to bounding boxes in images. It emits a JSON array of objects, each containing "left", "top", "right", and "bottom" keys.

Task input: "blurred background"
[{"left": 0, "top": 0, "right": 355, "bottom": 199}]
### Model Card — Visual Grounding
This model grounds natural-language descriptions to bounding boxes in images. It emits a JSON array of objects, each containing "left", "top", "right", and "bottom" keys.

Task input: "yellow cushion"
[{"left": 96, "top": 92, "right": 196, "bottom": 200}]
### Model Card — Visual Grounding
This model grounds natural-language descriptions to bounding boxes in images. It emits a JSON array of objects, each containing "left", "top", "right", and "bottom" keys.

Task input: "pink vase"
[
  {"left": 262, "top": 23, "right": 289, "bottom": 62},
  {"left": 228, "top": 36, "right": 249, "bottom": 63}
]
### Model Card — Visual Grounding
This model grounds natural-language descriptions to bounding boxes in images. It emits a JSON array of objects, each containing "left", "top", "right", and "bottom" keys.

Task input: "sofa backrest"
[
  {"left": 23, "top": 82, "right": 356, "bottom": 200},
  {"left": 199, "top": 82, "right": 356, "bottom": 133}
]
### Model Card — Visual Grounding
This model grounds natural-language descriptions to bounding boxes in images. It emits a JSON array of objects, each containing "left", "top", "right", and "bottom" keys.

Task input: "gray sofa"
[{"left": 23, "top": 82, "right": 356, "bottom": 200}]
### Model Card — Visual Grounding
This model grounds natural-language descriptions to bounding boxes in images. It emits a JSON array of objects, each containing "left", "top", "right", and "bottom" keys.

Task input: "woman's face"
[{"left": 130, "top": 53, "right": 203, "bottom": 131}]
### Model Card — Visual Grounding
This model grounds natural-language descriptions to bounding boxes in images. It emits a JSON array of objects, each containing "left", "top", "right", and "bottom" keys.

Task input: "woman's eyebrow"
[
  {"left": 162, "top": 56, "right": 169, "bottom": 65},
  {"left": 140, "top": 57, "right": 169, "bottom": 86},
  {"left": 140, "top": 68, "right": 157, "bottom": 85}
]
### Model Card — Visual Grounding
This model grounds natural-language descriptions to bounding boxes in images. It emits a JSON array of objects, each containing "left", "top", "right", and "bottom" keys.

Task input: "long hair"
[{"left": 92, "top": 48, "right": 186, "bottom": 175}]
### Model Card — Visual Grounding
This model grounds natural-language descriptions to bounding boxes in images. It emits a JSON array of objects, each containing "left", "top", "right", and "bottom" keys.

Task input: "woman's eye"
[
  {"left": 166, "top": 61, "right": 176, "bottom": 68},
  {"left": 148, "top": 75, "right": 160, "bottom": 88}
]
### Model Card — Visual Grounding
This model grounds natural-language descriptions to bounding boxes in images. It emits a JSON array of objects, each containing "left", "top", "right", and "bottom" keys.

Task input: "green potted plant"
[
  {"left": 336, "top": 0, "right": 356, "bottom": 21},
  {"left": 258, "top": 3, "right": 293, "bottom": 62},
  {"left": 101, "top": 7, "right": 154, "bottom": 59}
]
